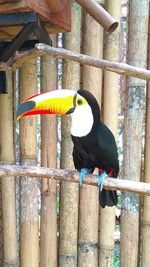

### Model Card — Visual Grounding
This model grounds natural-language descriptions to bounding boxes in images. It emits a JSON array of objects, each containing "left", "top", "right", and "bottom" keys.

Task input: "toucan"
[{"left": 17, "top": 89, "right": 119, "bottom": 208}]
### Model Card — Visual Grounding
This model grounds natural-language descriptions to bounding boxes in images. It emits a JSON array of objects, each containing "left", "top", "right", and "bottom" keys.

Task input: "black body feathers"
[{"left": 71, "top": 89, "right": 119, "bottom": 208}]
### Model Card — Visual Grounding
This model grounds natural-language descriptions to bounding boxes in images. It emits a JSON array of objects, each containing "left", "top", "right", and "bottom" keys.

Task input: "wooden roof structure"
[
  {"left": 0, "top": 0, "right": 119, "bottom": 93},
  {"left": 0, "top": 0, "right": 71, "bottom": 40}
]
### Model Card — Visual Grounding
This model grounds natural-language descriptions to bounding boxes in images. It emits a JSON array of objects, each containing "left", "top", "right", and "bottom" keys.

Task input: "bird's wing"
[
  {"left": 72, "top": 147, "right": 84, "bottom": 171},
  {"left": 72, "top": 136, "right": 95, "bottom": 172},
  {"left": 97, "top": 123, "right": 119, "bottom": 175}
]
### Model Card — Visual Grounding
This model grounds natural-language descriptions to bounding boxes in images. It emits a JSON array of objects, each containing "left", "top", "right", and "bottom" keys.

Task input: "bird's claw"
[
  {"left": 98, "top": 171, "right": 107, "bottom": 191},
  {"left": 79, "top": 168, "right": 91, "bottom": 186}
]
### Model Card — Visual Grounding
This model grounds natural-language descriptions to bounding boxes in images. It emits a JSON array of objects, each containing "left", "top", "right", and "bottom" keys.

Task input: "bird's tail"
[{"left": 99, "top": 189, "right": 118, "bottom": 208}]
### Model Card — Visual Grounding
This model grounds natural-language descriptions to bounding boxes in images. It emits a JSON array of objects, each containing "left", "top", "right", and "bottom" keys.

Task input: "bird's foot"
[
  {"left": 98, "top": 171, "right": 107, "bottom": 191},
  {"left": 79, "top": 168, "right": 91, "bottom": 186}
]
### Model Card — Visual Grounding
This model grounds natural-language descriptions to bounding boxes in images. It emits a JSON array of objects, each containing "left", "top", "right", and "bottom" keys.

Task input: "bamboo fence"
[{"left": 0, "top": 1, "right": 150, "bottom": 267}]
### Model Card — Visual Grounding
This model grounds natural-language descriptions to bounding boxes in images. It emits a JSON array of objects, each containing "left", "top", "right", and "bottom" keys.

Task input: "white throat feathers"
[{"left": 71, "top": 104, "right": 94, "bottom": 137}]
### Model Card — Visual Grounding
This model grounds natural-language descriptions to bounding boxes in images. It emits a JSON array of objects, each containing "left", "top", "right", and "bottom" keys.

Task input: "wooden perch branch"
[
  {"left": 0, "top": 43, "right": 150, "bottom": 81},
  {"left": 0, "top": 164, "right": 150, "bottom": 196}
]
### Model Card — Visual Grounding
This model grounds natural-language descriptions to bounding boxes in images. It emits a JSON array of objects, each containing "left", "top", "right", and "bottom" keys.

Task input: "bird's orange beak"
[{"left": 17, "top": 89, "right": 86, "bottom": 120}]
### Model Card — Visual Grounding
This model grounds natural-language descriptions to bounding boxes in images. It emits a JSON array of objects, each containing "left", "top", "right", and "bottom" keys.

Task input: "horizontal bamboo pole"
[
  {"left": 0, "top": 44, "right": 147, "bottom": 80},
  {"left": 0, "top": 164, "right": 150, "bottom": 196}
]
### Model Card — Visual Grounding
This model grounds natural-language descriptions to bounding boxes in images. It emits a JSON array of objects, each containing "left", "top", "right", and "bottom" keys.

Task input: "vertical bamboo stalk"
[
  {"left": 78, "top": 1, "right": 104, "bottom": 266},
  {"left": 0, "top": 72, "right": 17, "bottom": 267},
  {"left": 19, "top": 60, "right": 39, "bottom": 267},
  {"left": 82, "top": 0, "right": 104, "bottom": 106},
  {"left": 99, "top": 1, "right": 121, "bottom": 266},
  {"left": 0, "top": 179, "right": 4, "bottom": 266},
  {"left": 40, "top": 35, "right": 57, "bottom": 267},
  {"left": 141, "top": 14, "right": 150, "bottom": 267},
  {"left": 59, "top": 1, "right": 81, "bottom": 267},
  {"left": 120, "top": 1, "right": 149, "bottom": 266}
]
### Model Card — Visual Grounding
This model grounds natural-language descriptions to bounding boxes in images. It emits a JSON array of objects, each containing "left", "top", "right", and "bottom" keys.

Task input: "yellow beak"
[{"left": 17, "top": 89, "right": 87, "bottom": 120}]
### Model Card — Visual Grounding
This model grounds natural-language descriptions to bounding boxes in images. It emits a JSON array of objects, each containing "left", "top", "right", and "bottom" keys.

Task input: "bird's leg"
[
  {"left": 98, "top": 168, "right": 114, "bottom": 191},
  {"left": 98, "top": 170, "right": 107, "bottom": 191},
  {"left": 79, "top": 168, "right": 92, "bottom": 186}
]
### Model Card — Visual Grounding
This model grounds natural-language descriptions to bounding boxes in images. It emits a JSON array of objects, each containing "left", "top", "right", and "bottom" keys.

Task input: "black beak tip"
[
  {"left": 17, "top": 100, "right": 36, "bottom": 118},
  {"left": 65, "top": 107, "right": 75, "bottom": 114}
]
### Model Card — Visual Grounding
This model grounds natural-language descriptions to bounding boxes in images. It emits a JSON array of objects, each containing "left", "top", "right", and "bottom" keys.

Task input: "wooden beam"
[
  {"left": 46, "top": 0, "right": 67, "bottom": 13},
  {"left": 1, "top": 164, "right": 150, "bottom": 196}
]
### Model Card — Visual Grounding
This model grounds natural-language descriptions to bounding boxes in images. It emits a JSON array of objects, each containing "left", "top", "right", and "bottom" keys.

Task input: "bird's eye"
[{"left": 77, "top": 99, "right": 83, "bottom": 105}]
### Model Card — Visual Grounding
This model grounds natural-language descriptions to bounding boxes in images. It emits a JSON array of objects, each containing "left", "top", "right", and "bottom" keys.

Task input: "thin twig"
[{"left": 0, "top": 164, "right": 150, "bottom": 196}]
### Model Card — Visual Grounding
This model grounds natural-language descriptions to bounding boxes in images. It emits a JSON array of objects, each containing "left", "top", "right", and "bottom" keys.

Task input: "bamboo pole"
[
  {"left": 76, "top": 0, "right": 118, "bottom": 32},
  {"left": 10, "top": 44, "right": 150, "bottom": 81},
  {"left": 59, "top": 2, "right": 81, "bottom": 266},
  {"left": 19, "top": 60, "right": 39, "bottom": 267},
  {"left": 0, "top": 179, "right": 4, "bottom": 266},
  {"left": 0, "top": 72, "right": 17, "bottom": 267},
  {"left": 141, "top": 15, "right": 150, "bottom": 267},
  {"left": 82, "top": 0, "right": 104, "bottom": 105},
  {"left": 120, "top": 1, "right": 149, "bottom": 266},
  {"left": 40, "top": 35, "right": 57, "bottom": 267},
  {"left": 78, "top": 1, "right": 104, "bottom": 266},
  {"left": 99, "top": 1, "right": 121, "bottom": 266}
]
